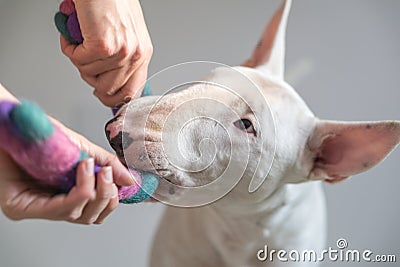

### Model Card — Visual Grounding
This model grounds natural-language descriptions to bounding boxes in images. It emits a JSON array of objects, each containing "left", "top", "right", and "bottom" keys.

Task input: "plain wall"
[{"left": 0, "top": 0, "right": 399, "bottom": 266}]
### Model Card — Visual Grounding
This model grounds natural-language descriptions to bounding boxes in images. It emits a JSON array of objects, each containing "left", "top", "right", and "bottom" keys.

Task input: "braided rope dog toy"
[{"left": 0, "top": 0, "right": 158, "bottom": 204}]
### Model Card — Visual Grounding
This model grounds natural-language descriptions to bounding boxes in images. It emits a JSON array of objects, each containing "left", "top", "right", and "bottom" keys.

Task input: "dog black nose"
[
  {"left": 109, "top": 131, "right": 124, "bottom": 156},
  {"left": 105, "top": 115, "right": 121, "bottom": 132},
  {"left": 107, "top": 131, "right": 134, "bottom": 158},
  {"left": 104, "top": 115, "right": 134, "bottom": 157}
]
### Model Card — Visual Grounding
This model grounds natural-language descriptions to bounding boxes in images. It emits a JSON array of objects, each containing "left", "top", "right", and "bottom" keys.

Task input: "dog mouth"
[
  {"left": 114, "top": 149, "right": 182, "bottom": 188},
  {"left": 104, "top": 124, "right": 183, "bottom": 189}
]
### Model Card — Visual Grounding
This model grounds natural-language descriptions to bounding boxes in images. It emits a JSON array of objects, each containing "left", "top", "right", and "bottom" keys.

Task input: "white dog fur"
[{"left": 105, "top": 0, "right": 400, "bottom": 266}]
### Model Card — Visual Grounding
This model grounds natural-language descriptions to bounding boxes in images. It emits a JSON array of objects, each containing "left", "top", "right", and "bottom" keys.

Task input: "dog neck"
[
  {"left": 208, "top": 167, "right": 312, "bottom": 215},
  {"left": 190, "top": 179, "right": 325, "bottom": 252}
]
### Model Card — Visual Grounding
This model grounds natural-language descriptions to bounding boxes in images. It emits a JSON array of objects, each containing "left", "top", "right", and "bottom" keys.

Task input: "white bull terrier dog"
[{"left": 105, "top": 0, "right": 400, "bottom": 266}]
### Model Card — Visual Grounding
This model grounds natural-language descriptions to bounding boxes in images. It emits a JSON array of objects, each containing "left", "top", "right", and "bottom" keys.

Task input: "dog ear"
[
  {"left": 307, "top": 120, "right": 400, "bottom": 183},
  {"left": 242, "top": 0, "right": 292, "bottom": 79}
]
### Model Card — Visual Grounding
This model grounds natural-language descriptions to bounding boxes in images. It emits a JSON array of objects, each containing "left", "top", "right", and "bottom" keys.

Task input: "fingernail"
[
  {"left": 102, "top": 166, "right": 113, "bottom": 183},
  {"left": 85, "top": 158, "right": 94, "bottom": 175},
  {"left": 124, "top": 96, "right": 132, "bottom": 103}
]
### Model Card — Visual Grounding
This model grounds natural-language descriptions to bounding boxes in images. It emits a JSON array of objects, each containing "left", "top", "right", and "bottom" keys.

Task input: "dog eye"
[{"left": 234, "top": 119, "right": 255, "bottom": 134}]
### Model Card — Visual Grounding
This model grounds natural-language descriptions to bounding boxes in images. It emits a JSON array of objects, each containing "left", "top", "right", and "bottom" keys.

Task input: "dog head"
[{"left": 105, "top": 0, "right": 400, "bottom": 205}]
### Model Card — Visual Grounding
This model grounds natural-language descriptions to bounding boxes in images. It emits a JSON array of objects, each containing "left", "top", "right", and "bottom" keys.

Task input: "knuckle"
[
  {"left": 129, "top": 44, "right": 152, "bottom": 68},
  {"left": 97, "top": 191, "right": 114, "bottom": 200},
  {"left": 98, "top": 185, "right": 118, "bottom": 202},
  {"left": 108, "top": 191, "right": 119, "bottom": 210},
  {"left": 1, "top": 198, "right": 23, "bottom": 221},
  {"left": 78, "top": 189, "right": 95, "bottom": 201},
  {"left": 146, "top": 44, "right": 154, "bottom": 58},
  {"left": 86, "top": 217, "right": 97, "bottom": 225},
  {"left": 94, "top": 88, "right": 104, "bottom": 97},
  {"left": 61, "top": 47, "right": 68, "bottom": 57},
  {"left": 138, "top": 43, "right": 153, "bottom": 61},
  {"left": 95, "top": 84, "right": 107, "bottom": 95},
  {"left": 69, "top": 57, "right": 80, "bottom": 67},
  {"left": 80, "top": 73, "right": 88, "bottom": 83},
  {"left": 109, "top": 198, "right": 119, "bottom": 211},
  {"left": 134, "top": 44, "right": 145, "bottom": 61},
  {"left": 78, "top": 65, "right": 91, "bottom": 76},
  {"left": 96, "top": 40, "right": 116, "bottom": 57},
  {"left": 79, "top": 220, "right": 92, "bottom": 225},
  {"left": 66, "top": 209, "right": 82, "bottom": 221},
  {"left": 80, "top": 73, "right": 95, "bottom": 87},
  {"left": 2, "top": 206, "right": 21, "bottom": 221},
  {"left": 119, "top": 44, "right": 132, "bottom": 59},
  {"left": 60, "top": 46, "right": 70, "bottom": 57},
  {"left": 76, "top": 187, "right": 95, "bottom": 202}
]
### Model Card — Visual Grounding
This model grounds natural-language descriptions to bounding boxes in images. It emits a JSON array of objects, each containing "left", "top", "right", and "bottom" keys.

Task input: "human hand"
[
  {"left": 60, "top": 0, "right": 153, "bottom": 107},
  {"left": 0, "top": 119, "right": 134, "bottom": 224}
]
